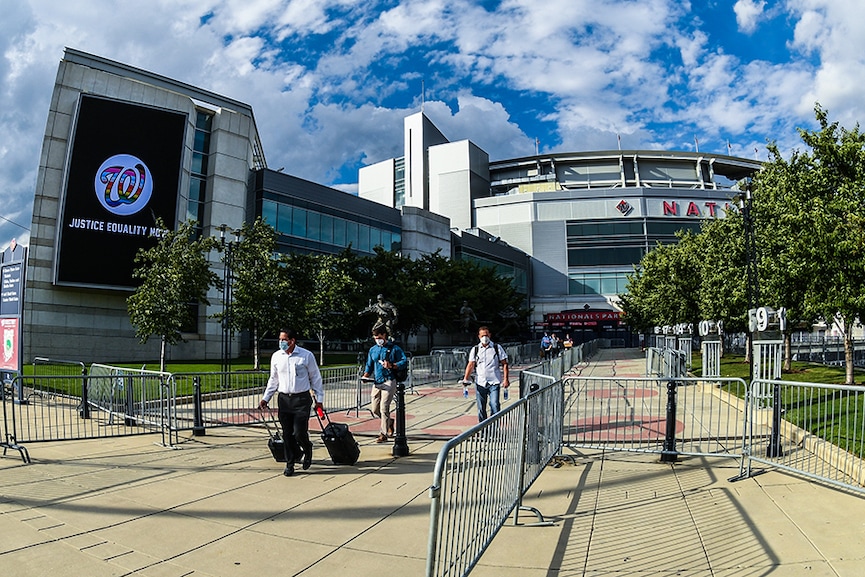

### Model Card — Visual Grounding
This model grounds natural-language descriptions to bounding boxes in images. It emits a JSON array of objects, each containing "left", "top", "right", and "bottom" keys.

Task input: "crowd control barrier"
[{"left": 426, "top": 373, "right": 558, "bottom": 577}]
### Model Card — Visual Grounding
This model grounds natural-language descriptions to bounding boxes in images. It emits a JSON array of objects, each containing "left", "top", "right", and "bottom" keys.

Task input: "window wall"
[
  {"left": 262, "top": 199, "right": 401, "bottom": 254},
  {"left": 187, "top": 110, "right": 212, "bottom": 237}
]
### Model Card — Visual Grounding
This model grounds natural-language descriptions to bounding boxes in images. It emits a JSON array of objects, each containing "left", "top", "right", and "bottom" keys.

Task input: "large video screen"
[{"left": 55, "top": 95, "right": 186, "bottom": 289}]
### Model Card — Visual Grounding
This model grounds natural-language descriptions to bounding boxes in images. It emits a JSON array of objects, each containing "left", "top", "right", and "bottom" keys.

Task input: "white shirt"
[
  {"left": 262, "top": 345, "right": 324, "bottom": 403},
  {"left": 469, "top": 342, "right": 507, "bottom": 387}
]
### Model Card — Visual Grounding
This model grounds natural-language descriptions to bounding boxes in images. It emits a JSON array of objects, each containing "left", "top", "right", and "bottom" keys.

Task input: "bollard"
[
  {"left": 192, "top": 376, "right": 206, "bottom": 436},
  {"left": 392, "top": 381, "right": 409, "bottom": 457},
  {"left": 123, "top": 376, "right": 137, "bottom": 426},
  {"left": 79, "top": 365, "right": 90, "bottom": 419},
  {"left": 766, "top": 383, "right": 783, "bottom": 457},
  {"left": 660, "top": 380, "right": 678, "bottom": 463}
]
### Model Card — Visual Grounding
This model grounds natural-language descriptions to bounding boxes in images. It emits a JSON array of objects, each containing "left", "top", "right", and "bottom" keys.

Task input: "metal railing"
[
  {"left": 561, "top": 376, "right": 748, "bottom": 460},
  {"left": 745, "top": 378, "right": 865, "bottom": 493},
  {"left": 9, "top": 371, "right": 177, "bottom": 446},
  {"left": 426, "top": 373, "right": 559, "bottom": 577}
]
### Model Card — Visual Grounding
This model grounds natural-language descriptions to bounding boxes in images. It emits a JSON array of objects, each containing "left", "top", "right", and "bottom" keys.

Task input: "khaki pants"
[{"left": 371, "top": 382, "right": 395, "bottom": 435}]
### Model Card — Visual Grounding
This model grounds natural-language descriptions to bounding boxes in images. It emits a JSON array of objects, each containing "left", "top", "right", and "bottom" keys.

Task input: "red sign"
[
  {"left": 544, "top": 311, "right": 621, "bottom": 322},
  {"left": 0, "top": 317, "right": 19, "bottom": 370}
]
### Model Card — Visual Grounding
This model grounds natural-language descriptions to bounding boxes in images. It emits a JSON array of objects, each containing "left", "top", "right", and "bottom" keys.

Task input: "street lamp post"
[
  {"left": 738, "top": 185, "right": 783, "bottom": 458},
  {"left": 392, "top": 352, "right": 411, "bottom": 457},
  {"left": 218, "top": 224, "right": 242, "bottom": 377}
]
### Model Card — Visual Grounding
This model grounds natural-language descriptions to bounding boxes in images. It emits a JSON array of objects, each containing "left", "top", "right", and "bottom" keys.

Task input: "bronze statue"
[{"left": 359, "top": 294, "right": 398, "bottom": 336}]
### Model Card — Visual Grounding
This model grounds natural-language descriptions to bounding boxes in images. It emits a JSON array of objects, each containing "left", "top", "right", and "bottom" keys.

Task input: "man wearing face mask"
[
  {"left": 259, "top": 329, "right": 324, "bottom": 477},
  {"left": 461, "top": 326, "right": 509, "bottom": 422},
  {"left": 361, "top": 326, "right": 407, "bottom": 443}
]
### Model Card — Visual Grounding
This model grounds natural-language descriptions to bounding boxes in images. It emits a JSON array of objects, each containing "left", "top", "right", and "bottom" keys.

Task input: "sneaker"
[
  {"left": 283, "top": 465, "right": 295, "bottom": 477},
  {"left": 376, "top": 433, "right": 388, "bottom": 443},
  {"left": 302, "top": 455, "right": 312, "bottom": 470}
]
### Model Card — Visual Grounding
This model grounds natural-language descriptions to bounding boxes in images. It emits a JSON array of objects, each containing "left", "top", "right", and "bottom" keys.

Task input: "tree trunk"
[
  {"left": 845, "top": 331, "right": 855, "bottom": 385},
  {"left": 783, "top": 331, "right": 792, "bottom": 372}
]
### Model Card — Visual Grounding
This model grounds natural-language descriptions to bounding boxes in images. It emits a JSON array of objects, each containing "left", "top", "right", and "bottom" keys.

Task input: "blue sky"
[{"left": 1, "top": 0, "right": 864, "bottom": 248}]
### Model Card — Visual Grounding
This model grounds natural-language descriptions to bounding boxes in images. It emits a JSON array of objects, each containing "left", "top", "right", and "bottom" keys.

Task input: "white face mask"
[
  {"left": 375, "top": 338, "right": 386, "bottom": 346},
  {"left": 479, "top": 335, "right": 490, "bottom": 345}
]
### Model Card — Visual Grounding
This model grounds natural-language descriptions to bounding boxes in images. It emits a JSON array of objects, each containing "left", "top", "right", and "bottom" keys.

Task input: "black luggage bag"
[
  {"left": 261, "top": 410, "right": 286, "bottom": 462},
  {"left": 317, "top": 409, "right": 360, "bottom": 465}
]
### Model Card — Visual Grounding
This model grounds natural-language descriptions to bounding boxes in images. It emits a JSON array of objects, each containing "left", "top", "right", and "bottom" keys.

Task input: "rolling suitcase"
[
  {"left": 261, "top": 409, "right": 286, "bottom": 462},
  {"left": 316, "top": 408, "right": 360, "bottom": 465}
]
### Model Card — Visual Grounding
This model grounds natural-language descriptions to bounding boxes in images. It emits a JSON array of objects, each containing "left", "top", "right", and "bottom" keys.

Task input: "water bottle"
[
  {"left": 463, "top": 386, "right": 469, "bottom": 398},
  {"left": 503, "top": 388, "right": 509, "bottom": 400}
]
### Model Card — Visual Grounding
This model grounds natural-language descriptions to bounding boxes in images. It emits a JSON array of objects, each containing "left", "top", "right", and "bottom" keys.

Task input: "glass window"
[
  {"left": 320, "top": 214, "right": 334, "bottom": 244},
  {"left": 262, "top": 200, "right": 277, "bottom": 229},
  {"left": 601, "top": 275, "right": 619, "bottom": 295},
  {"left": 307, "top": 211, "right": 321, "bottom": 241},
  {"left": 346, "top": 221, "right": 358, "bottom": 249},
  {"left": 186, "top": 203, "right": 200, "bottom": 222},
  {"left": 195, "top": 111, "right": 212, "bottom": 131},
  {"left": 369, "top": 227, "right": 382, "bottom": 249},
  {"left": 358, "top": 224, "right": 371, "bottom": 252},
  {"left": 277, "top": 204, "right": 292, "bottom": 235},
  {"left": 333, "top": 217, "right": 346, "bottom": 247},
  {"left": 191, "top": 151, "right": 208, "bottom": 176},
  {"left": 292, "top": 207, "right": 307, "bottom": 237},
  {"left": 193, "top": 130, "right": 208, "bottom": 153},
  {"left": 188, "top": 177, "right": 205, "bottom": 202}
]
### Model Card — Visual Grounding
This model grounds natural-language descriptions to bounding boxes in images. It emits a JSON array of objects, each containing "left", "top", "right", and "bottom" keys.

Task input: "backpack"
[
  {"left": 471, "top": 342, "right": 502, "bottom": 364},
  {"left": 387, "top": 345, "right": 409, "bottom": 382}
]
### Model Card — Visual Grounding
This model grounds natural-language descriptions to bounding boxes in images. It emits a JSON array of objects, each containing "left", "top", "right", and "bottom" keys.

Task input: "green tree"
[
  {"left": 751, "top": 146, "right": 817, "bottom": 369},
  {"left": 225, "top": 218, "right": 288, "bottom": 369},
  {"left": 286, "top": 251, "right": 361, "bottom": 364},
  {"left": 127, "top": 219, "right": 220, "bottom": 372},
  {"left": 620, "top": 234, "right": 701, "bottom": 332},
  {"left": 792, "top": 105, "right": 865, "bottom": 384}
]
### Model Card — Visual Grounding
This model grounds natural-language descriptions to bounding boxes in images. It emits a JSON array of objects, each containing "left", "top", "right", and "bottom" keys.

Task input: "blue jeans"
[{"left": 475, "top": 383, "right": 501, "bottom": 422}]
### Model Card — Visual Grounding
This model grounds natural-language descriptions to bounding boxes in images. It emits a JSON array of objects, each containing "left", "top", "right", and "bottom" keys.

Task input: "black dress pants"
[{"left": 277, "top": 392, "right": 313, "bottom": 463}]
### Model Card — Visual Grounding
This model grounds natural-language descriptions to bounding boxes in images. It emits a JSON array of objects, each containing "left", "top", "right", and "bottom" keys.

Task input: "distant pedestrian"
[
  {"left": 461, "top": 326, "right": 509, "bottom": 422},
  {"left": 259, "top": 329, "right": 324, "bottom": 477},
  {"left": 540, "top": 333, "right": 551, "bottom": 359},
  {"left": 362, "top": 326, "right": 408, "bottom": 443}
]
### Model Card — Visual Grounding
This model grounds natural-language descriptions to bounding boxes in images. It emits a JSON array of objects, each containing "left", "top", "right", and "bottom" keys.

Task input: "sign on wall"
[{"left": 55, "top": 95, "right": 186, "bottom": 289}]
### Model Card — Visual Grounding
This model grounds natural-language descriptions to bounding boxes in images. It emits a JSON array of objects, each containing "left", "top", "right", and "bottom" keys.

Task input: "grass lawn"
[{"left": 691, "top": 353, "right": 865, "bottom": 385}]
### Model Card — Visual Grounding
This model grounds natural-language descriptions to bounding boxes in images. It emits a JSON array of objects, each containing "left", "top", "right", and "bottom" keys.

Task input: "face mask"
[
  {"left": 279, "top": 340, "right": 289, "bottom": 351},
  {"left": 480, "top": 336, "right": 490, "bottom": 345},
  {"left": 375, "top": 338, "right": 386, "bottom": 346}
]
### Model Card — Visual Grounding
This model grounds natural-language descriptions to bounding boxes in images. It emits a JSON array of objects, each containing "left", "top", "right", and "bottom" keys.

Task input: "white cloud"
[
  {"left": 734, "top": 0, "right": 766, "bottom": 34},
  {"left": 3, "top": 0, "right": 865, "bottom": 243}
]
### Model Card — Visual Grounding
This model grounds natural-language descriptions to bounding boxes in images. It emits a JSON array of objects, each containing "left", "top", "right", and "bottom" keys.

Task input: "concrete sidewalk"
[{"left": 2, "top": 349, "right": 865, "bottom": 576}]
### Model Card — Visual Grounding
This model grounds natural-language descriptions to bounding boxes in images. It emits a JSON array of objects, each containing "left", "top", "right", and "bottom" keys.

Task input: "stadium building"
[
  {"left": 22, "top": 48, "right": 759, "bottom": 363},
  {"left": 359, "top": 113, "right": 761, "bottom": 343}
]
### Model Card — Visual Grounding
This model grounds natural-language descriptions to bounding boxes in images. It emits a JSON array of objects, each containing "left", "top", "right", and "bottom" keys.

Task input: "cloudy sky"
[{"left": 1, "top": 0, "right": 863, "bottom": 248}]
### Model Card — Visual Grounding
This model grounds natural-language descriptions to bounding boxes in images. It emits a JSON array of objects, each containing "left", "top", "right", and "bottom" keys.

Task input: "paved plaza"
[{"left": 2, "top": 349, "right": 865, "bottom": 576}]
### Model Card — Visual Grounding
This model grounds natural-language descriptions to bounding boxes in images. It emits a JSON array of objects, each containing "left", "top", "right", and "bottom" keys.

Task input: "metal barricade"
[
  {"left": 10, "top": 371, "right": 175, "bottom": 444},
  {"left": 745, "top": 378, "right": 865, "bottom": 494},
  {"left": 426, "top": 374, "right": 560, "bottom": 577},
  {"left": 561, "top": 376, "right": 748, "bottom": 459}
]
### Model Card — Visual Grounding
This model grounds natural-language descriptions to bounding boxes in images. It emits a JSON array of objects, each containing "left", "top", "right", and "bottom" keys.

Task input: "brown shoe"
[{"left": 375, "top": 433, "right": 388, "bottom": 443}]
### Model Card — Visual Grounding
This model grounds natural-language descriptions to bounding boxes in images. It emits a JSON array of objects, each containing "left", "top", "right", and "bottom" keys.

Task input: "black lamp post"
[
  {"left": 218, "top": 224, "right": 242, "bottom": 377},
  {"left": 392, "top": 352, "right": 411, "bottom": 457},
  {"left": 738, "top": 184, "right": 782, "bottom": 458}
]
